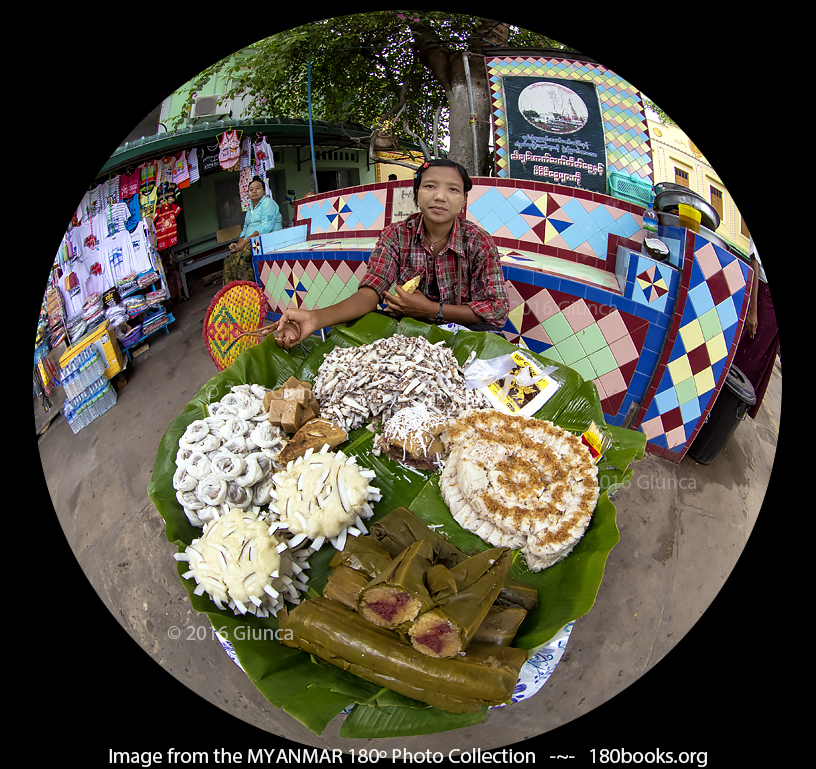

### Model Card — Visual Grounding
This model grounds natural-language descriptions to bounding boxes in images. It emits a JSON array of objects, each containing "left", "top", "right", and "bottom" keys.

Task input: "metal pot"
[
  {"left": 656, "top": 211, "right": 732, "bottom": 252},
  {"left": 654, "top": 188, "right": 720, "bottom": 231},
  {"left": 653, "top": 182, "right": 689, "bottom": 196}
]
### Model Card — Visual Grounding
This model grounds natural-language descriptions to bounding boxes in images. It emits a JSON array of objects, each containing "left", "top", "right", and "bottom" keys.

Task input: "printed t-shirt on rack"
[{"left": 154, "top": 202, "right": 181, "bottom": 251}]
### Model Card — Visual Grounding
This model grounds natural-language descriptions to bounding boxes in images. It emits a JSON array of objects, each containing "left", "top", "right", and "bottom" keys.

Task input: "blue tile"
[
  {"left": 628, "top": 371, "right": 651, "bottom": 400},
  {"left": 687, "top": 282, "right": 715, "bottom": 317},
  {"left": 643, "top": 322, "right": 668, "bottom": 353},
  {"left": 715, "top": 297, "right": 739, "bottom": 331},
  {"left": 679, "top": 397, "right": 701, "bottom": 424},
  {"left": 653, "top": 386, "right": 679, "bottom": 415}
]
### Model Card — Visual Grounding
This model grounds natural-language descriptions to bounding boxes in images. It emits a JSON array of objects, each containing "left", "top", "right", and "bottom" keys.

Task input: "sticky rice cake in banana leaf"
[
  {"left": 470, "top": 605, "right": 528, "bottom": 646},
  {"left": 356, "top": 539, "right": 436, "bottom": 629},
  {"left": 370, "top": 507, "right": 539, "bottom": 612},
  {"left": 328, "top": 534, "right": 393, "bottom": 577},
  {"left": 324, "top": 536, "right": 529, "bottom": 649},
  {"left": 279, "top": 597, "right": 528, "bottom": 713},
  {"left": 409, "top": 547, "right": 512, "bottom": 658}
]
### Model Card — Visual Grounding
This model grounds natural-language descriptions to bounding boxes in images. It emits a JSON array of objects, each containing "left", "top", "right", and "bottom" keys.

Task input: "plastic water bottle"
[{"left": 642, "top": 203, "right": 658, "bottom": 234}]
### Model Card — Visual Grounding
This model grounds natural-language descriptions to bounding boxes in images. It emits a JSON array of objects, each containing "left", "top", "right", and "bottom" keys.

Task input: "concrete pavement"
[{"left": 34, "top": 272, "right": 781, "bottom": 761}]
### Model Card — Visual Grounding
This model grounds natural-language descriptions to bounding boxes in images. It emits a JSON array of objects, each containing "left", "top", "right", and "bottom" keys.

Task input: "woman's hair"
[
  {"left": 249, "top": 175, "right": 266, "bottom": 191},
  {"left": 412, "top": 158, "right": 472, "bottom": 205}
]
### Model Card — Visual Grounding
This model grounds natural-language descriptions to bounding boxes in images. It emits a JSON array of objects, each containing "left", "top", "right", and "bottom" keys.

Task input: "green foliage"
[{"left": 170, "top": 12, "right": 566, "bottom": 146}]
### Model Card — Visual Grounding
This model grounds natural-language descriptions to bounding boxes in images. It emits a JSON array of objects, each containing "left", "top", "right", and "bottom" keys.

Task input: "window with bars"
[{"left": 674, "top": 168, "right": 689, "bottom": 187}]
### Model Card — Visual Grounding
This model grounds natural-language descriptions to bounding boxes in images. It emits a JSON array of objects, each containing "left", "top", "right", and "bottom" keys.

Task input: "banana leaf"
[{"left": 147, "top": 311, "right": 646, "bottom": 738}]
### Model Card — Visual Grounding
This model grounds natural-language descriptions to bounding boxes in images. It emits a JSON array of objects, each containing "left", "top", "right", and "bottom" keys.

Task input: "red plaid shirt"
[{"left": 359, "top": 213, "right": 509, "bottom": 328}]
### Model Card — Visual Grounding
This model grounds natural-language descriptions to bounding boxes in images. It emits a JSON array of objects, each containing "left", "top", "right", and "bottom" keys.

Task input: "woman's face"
[
  {"left": 416, "top": 166, "right": 467, "bottom": 228},
  {"left": 248, "top": 182, "right": 265, "bottom": 201}
]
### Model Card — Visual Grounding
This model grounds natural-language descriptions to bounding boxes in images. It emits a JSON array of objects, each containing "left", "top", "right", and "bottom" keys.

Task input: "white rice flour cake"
[{"left": 439, "top": 409, "right": 600, "bottom": 571}]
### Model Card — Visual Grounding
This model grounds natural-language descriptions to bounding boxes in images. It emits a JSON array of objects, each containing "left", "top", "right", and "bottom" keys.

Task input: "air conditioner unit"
[{"left": 191, "top": 94, "right": 231, "bottom": 120}]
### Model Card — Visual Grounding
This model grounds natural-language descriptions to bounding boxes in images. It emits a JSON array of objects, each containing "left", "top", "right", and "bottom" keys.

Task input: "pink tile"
[
  {"left": 562, "top": 299, "right": 596, "bottom": 332},
  {"left": 335, "top": 261, "right": 354, "bottom": 284},
  {"left": 665, "top": 424, "right": 688, "bottom": 449},
  {"left": 610, "top": 334, "right": 639, "bottom": 366},
  {"left": 598, "top": 310, "right": 629, "bottom": 343},
  {"left": 695, "top": 243, "right": 722, "bottom": 280},
  {"left": 318, "top": 261, "right": 336, "bottom": 281},
  {"left": 520, "top": 320, "right": 553, "bottom": 345},
  {"left": 641, "top": 415, "right": 665, "bottom": 441},
  {"left": 722, "top": 258, "right": 746, "bottom": 294},
  {"left": 304, "top": 261, "right": 319, "bottom": 280},
  {"left": 599, "top": 367, "right": 627, "bottom": 396}
]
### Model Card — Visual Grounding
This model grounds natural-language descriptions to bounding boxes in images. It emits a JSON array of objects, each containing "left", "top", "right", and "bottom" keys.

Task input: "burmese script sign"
[{"left": 503, "top": 76, "right": 607, "bottom": 193}]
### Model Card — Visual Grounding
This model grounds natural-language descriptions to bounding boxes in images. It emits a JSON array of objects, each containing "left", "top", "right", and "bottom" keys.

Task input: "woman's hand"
[
  {"left": 385, "top": 284, "right": 436, "bottom": 319},
  {"left": 274, "top": 308, "right": 319, "bottom": 349}
]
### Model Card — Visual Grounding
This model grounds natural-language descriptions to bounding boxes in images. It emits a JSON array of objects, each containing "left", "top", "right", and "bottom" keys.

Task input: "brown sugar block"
[
  {"left": 280, "top": 400, "right": 303, "bottom": 433},
  {"left": 279, "top": 419, "right": 349, "bottom": 465},
  {"left": 268, "top": 398, "right": 286, "bottom": 425}
]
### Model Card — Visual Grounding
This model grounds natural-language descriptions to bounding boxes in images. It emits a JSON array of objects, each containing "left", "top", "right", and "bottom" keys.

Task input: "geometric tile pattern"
[
  {"left": 256, "top": 257, "right": 370, "bottom": 315},
  {"left": 467, "top": 184, "right": 642, "bottom": 263},
  {"left": 631, "top": 255, "right": 677, "bottom": 314},
  {"left": 297, "top": 189, "right": 387, "bottom": 235},
  {"left": 636, "top": 238, "right": 751, "bottom": 459},
  {"left": 502, "top": 283, "right": 649, "bottom": 419},
  {"left": 486, "top": 55, "right": 652, "bottom": 183}
]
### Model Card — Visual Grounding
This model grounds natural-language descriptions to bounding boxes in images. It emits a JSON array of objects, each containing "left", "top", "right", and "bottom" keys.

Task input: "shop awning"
[{"left": 96, "top": 117, "right": 422, "bottom": 178}]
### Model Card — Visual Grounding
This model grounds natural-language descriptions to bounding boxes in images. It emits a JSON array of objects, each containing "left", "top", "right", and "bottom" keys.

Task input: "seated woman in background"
[
  {"left": 273, "top": 159, "right": 509, "bottom": 348},
  {"left": 223, "top": 176, "right": 282, "bottom": 285}
]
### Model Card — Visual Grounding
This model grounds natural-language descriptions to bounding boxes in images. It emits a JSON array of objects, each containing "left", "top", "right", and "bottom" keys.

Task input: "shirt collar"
[{"left": 413, "top": 213, "right": 464, "bottom": 256}]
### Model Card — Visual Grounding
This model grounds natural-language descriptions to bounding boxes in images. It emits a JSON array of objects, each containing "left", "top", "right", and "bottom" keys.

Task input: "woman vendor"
[
  {"left": 273, "top": 159, "right": 509, "bottom": 348},
  {"left": 223, "top": 176, "right": 282, "bottom": 285}
]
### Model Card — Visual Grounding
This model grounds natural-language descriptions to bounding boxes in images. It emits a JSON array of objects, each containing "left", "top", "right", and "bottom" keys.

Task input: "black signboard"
[{"left": 503, "top": 76, "right": 607, "bottom": 193}]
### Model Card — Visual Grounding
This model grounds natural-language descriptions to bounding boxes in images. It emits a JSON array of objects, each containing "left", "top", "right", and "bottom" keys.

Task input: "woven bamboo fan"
[{"left": 202, "top": 281, "right": 273, "bottom": 371}]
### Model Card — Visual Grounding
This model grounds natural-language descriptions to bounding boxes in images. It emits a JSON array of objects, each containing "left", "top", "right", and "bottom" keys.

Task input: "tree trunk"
[{"left": 412, "top": 19, "right": 509, "bottom": 177}]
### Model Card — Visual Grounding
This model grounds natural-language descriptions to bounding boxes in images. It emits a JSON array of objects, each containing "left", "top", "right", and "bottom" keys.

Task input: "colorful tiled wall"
[
  {"left": 256, "top": 179, "right": 751, "bottom": 462},
  {"left": 632, "top": 235, "right": 752, "bottom": 461},
  {"left": 485, "top": 54, "right": 652, "bottom": 183}
]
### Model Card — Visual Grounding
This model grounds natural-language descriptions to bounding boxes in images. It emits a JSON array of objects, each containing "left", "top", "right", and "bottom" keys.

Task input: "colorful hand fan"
[{"left": 202, "top": 281, "right": 274, "bottom": 371}]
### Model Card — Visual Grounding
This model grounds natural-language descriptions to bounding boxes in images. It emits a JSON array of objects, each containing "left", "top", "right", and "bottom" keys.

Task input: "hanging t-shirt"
[
  {"left": 240, "top": 136, "right": 252, "bottom": 170},
  {"left": 187, "top": 147, "right": 200, "bottom": 184},
  {"left": 200, "top": 143, "right": 221, "bottom": 175},
  {"left": 154, "top": 202, "right": 181, "bottom": 251},
  {"left": 172, "top": 152, "right": 190, "bottom": 188},
  {"left": 239, "top": 166, "right": 253, "bottom": 212},
  {"left": 218, "top": 129, "right": 241, "bottom": 171},
  {"left": 253, "top": 137, "right": 275, "bottom": 200},
  {"left": 124, "top": 194, "right": 141, "bottom": 232},
  {"left": 119, "top": 167, "right": 141, "bottom": 200}
]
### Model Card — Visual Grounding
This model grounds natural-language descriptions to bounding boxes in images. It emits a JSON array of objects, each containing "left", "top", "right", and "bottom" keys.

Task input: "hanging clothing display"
[{"left": 218, "top": 129, "right": 241, "bottom": 171}]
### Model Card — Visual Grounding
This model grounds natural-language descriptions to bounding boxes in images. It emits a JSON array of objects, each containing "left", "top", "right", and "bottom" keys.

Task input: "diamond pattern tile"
[
  {"left": 636, "top": 238, "right": 751, "bottom": 459},
  {"left": 502, "top": 285, "right": 649, "bottom": 420}
]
